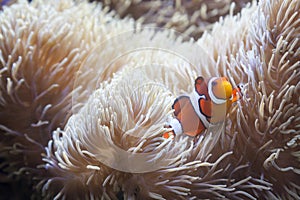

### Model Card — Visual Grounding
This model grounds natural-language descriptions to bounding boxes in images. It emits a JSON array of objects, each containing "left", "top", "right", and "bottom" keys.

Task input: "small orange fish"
[{"left": 163, "top": 76, "right": 243, "bottom": 139}]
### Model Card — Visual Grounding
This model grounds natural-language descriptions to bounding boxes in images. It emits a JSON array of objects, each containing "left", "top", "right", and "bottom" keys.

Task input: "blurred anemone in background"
[
  {"left": 0, "top": 0, "right": 299, "bottom": 199},
  {"left": 96, "top": 0, "right": 252, "bottom": 40}
]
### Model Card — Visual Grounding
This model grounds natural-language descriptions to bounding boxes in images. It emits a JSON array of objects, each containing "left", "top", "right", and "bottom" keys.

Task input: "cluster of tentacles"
[{"left": 0, "top": 0, "right": 299, "bottom": 199}]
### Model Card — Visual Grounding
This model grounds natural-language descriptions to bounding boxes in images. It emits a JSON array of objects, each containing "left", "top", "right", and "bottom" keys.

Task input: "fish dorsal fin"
[{"left": 194, "top": 76, "right": 208, "bottom": 96}]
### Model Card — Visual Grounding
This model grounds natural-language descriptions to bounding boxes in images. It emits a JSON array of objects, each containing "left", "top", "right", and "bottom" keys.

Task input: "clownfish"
[{"left": 163, "top": 76, "right": 243, "bottom": 139}]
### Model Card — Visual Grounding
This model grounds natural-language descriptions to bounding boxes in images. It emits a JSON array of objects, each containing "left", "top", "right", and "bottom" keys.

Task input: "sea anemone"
[
  {"left": 0, "top": 0, "right": 135, "bottom": 198},
  {"left": 0, "top": 0, "right": 299, "bottom": 199},
  {"left": 96, "top": 0, "right": 252, "bottom": 40}
]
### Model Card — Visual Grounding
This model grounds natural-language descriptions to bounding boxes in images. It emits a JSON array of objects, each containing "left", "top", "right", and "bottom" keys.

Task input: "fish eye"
[{"left": 212, "top": 81, "right": 217, "bottom": 86}]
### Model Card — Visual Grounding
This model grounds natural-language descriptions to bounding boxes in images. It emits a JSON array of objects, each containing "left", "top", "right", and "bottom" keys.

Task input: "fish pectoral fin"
[{"left": 199, "top": 98, "right": 212, "bottom": 118}]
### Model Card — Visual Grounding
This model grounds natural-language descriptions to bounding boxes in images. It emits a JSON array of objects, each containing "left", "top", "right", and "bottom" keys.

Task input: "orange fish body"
[
  {"left": 172, "top": 96, "right": 206, "bottom": 137},
  {"left": 163, "top": 76, "right": 242, "bottom": 139}
]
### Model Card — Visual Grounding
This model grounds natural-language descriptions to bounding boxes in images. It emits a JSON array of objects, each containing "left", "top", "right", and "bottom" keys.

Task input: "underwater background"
[{"left": 0, "top": 0, "right": 299, "bottom": 199}]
